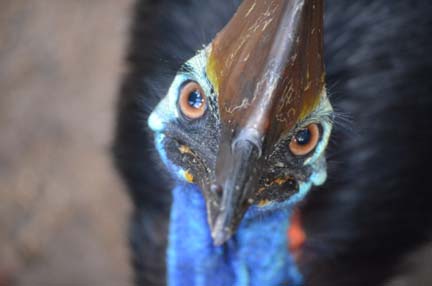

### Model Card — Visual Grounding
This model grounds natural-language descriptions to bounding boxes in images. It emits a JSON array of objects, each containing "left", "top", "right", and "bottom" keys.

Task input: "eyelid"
[{"left": 303, "top": 121, "right": 331, "bottom": 165}]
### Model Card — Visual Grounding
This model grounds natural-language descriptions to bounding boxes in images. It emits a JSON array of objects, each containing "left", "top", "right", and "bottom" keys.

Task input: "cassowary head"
[{"left": 148, "top": 0, "right": 333, "bottom": 245}]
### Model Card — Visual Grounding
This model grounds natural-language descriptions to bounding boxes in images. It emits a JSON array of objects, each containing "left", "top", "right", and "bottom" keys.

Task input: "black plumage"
[{"left": 113, "top": 0, "right": 432, "bottom": 285}]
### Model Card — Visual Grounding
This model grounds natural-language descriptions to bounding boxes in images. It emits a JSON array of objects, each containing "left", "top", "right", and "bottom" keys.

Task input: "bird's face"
[{"left": 148, "top": 0, "right": 333, "bottom": 245}]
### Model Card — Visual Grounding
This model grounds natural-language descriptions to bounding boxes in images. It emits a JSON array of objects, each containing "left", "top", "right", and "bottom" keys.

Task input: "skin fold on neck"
[{"left": 167, "top": 184, "right": 302, "bottom": 286}]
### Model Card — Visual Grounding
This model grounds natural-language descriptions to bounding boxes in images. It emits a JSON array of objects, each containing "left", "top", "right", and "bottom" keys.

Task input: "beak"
[
  {"left": 210, "top": 138, "right": 260, "bottom": 245},
  {"left": 205, "top": 0, "right": 325, "bottom": 245}
]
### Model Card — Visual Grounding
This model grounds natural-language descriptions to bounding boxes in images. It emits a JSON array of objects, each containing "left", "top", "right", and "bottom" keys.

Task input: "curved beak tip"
[
  {"left": 209, "top": 140, "right": 259, "bottom": 246},
  {"left": 211, "top": 216, "right": 233, "bottom": 246}
]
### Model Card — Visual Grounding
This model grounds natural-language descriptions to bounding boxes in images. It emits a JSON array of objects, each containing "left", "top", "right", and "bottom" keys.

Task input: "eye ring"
[
  {"left": 178, "top": 81, "right": 207, "bottom": 120},
  {"left": 289, "top": 123, "right": 320, "bottom": 156}
]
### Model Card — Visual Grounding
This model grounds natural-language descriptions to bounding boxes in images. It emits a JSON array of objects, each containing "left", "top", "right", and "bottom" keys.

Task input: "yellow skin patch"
[
  {"left": 184, "top": 169, "right": 194, "bottom": 183},
  {"left": 298, "top": 85, "right": 325, "bottom": 121},
  {"left": 255, "top": 177, "right": 293, "bottom": 207},
  {"left": 178, "top": 144, "right": 212, "bottom": 179},
  {"left": 179, "top": 145, "right": 193, "bottom": 155},
  {"left": 258, "top": 200, "right": 270, "bottom": 207},
  {"left": 178, "top": 145, "right": 195, "bottom": 182},
  {"left": 274, "top": 177, "right": 288, "bottom": 186},
  {"left": 206, "top": 46, "right": 219, "bottom": 94},
  {"left": 179, "top": 145, "right": 195, "bottom": 183}
]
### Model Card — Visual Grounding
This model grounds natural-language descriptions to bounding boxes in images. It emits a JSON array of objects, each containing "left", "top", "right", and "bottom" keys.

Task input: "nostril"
[
  {"left": 232, "top": 127, "right": 263, "bottom": 158},
  {"left": 211, "top": 184, "right": 223, "bottom": 195}
]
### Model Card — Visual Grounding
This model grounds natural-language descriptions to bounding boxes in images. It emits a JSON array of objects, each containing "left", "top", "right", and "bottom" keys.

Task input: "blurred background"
[
  {"left": 0, "top": 1, "right": 132, "bottom": 285},
  {"left": 0, "top": 1, "right": 431, "bottom": 286}
]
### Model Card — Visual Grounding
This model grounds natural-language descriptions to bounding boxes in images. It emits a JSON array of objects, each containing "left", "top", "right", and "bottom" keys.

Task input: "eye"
[
  {"left": 289, "top": 123, "right": 320, "bottom": 156},
  {"left": 179, "top": 81, "right": 207, "bottom": 119}
]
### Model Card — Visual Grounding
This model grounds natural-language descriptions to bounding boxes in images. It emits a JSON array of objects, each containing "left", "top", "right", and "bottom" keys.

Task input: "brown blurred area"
[
  {"left": 0, "top": 1, "right": 133, "bottom": 285},
  {"left": 1, "top": 1, "right": 432, "bottom": 286}
]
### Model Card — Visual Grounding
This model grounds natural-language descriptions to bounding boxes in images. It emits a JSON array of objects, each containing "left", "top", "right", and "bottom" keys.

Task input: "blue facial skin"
[{"left": 148, "top": 51, "right": 333, "bottom": 286}]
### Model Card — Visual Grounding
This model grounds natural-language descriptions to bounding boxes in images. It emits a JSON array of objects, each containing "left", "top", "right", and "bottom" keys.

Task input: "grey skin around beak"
[{"left": 205, "top": 0, "right": 325, "bottom": 245}]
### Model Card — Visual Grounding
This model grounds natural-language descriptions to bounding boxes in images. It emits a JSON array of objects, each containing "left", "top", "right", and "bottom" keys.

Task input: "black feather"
[
  {"left": 302, "top": 1, "right": 432, "bottom": 285},
  {"left": 113, "top": 0, "right": 432, "bottom": 285}
]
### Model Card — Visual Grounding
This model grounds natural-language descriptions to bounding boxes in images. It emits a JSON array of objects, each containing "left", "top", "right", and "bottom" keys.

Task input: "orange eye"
[
  {"left": 289, "top": 123, "right": 320, "bottom": 156},
  {"left": 178, "top": 81, "right": 207, "bottom": 119}
]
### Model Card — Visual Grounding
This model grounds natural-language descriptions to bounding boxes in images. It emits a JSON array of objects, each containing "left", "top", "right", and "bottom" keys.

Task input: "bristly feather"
[
  {"left": 113, "top": 0, "right": 432, "bottom": 285},
  {"left": 301, "top": 1, "right": 432, "bottom": 285}
]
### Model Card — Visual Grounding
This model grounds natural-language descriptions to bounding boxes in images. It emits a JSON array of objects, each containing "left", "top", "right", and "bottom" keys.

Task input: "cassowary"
[{"left": 113, "top": 0, "right": 432, "bottom": 285}]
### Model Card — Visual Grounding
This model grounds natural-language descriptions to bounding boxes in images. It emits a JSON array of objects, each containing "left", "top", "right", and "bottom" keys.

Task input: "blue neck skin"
[{"left": 167, "top": 183, "right": 302, "bottom": 286}]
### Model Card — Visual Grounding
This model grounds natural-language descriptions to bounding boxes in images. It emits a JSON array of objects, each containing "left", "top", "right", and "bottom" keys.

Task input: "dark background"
[{"left": 0, "top": 1, "right": 431, "bottom": 285}]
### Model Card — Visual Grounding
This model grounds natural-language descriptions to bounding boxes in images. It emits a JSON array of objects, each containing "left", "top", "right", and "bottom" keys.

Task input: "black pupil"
[
  {"left": 188, "top": 90, "right": 204, "bottom": 109},
  {"left": 295, "top": 129, "right": 311, "bottom": 145}
]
